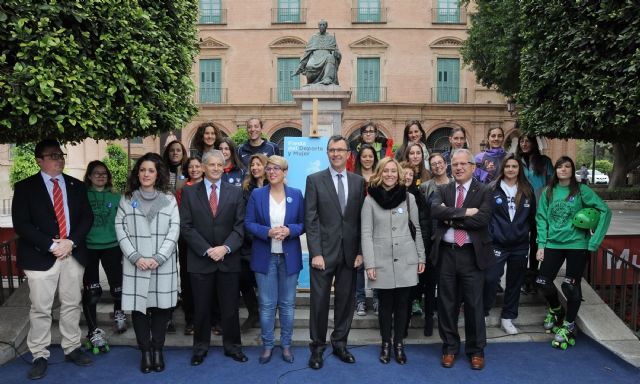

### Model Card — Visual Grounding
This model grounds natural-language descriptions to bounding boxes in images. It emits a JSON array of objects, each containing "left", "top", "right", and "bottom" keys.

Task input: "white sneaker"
[
  {"left": 356, "top": 302, "right": 366, "bottom": 316},
  {"left": 501, "top": 318, "right": 519, "bottom": 335}
]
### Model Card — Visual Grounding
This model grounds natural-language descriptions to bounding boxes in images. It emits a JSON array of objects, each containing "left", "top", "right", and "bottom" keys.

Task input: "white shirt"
[
  {"left": 501, "top": 180, "right": 518, "bottom": 222},
  {"left": 204, "top": 178, "right": 221, "bottom": 202},
  {"left": 443, "top": 178, "right": 472, "bottom": 244},
  {"left": 269, "top": 194, "right": 286, "bottom": 253},
  {"left": 329, "top": 167, "right": 349, "bottom": 202}
]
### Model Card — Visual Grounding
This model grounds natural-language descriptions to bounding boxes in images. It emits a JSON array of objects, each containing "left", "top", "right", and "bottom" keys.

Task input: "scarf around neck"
[{"left": 367, "top": 184, "right": 406, "bottom": 210}]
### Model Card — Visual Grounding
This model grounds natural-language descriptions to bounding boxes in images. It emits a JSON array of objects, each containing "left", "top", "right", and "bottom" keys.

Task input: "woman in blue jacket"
[
  {"left": 245, "top": 155, "right": 305, "bottom": 364},
  {"left": 483, "top": 153, "right": 536, "bottom": 335}
]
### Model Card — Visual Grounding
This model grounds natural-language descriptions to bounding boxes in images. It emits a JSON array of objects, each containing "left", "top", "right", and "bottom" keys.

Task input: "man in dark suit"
[
  {"left": 179, "top": 149, "right": 247, "bottom": 365},
  {"left": 305, "top": 135, "right": 365, "bottom": 369},
  {"left": 12, "top": 139, "right": 94, "bottom": 380},
  {"left": 431, "top": 148, "right": 494, "bottom": 371}
]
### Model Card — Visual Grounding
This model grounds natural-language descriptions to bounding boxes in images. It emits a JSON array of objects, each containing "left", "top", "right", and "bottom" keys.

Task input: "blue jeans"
[
  {"left": 355, "top": 265, "right": 366, "bottom": 304},
  {"left": 483, "top": 247, "right": 528, "bottom": 319},
  {"left": 255, "top": 254, "right": 299, "bottom": 349}
]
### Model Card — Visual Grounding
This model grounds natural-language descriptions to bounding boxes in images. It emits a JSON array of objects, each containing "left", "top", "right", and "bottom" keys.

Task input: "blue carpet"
[{"left": 1, "top": 337, "right": 637, "bottom": 384}]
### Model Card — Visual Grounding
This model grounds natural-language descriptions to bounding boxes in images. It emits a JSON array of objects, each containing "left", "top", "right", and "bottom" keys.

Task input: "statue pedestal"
[{"left": 292, "top": 84, "right": 351, "bottom": 137}]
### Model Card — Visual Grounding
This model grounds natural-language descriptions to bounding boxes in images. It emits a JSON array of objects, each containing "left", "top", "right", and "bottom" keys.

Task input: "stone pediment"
[
  {"left": 269, "top": 36, "right": 307, "bottom": 49},
  {"left": 349, "top": 35, "right": 389, "bottom": 49},
  {"left": 199, "top": 37, "right": 229, "bottom": 50},
  {"left": 429, "top": 37, "right": 464, "bottom": 49}
]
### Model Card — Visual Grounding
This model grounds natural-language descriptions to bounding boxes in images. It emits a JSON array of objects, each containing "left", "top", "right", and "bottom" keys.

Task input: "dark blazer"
[
  {"left": 430, "top": 179, "right": 494, "bottom": 270},
  {"left": 12, "top": 173, "right": 93, "bottom": 271},
  {"left": 179, "top": 180, "right": 245, "bottom": 273},
  {"left": 245, "top": 185, "right": 305, "bottom": 275},
  {"left": 305, "top": 169, "right": 365, "bottom": 267}
]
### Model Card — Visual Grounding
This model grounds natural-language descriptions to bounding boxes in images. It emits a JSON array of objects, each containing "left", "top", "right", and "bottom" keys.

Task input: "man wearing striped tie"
[
  {"left": 12, "top": 139, "right": 94, "bottom": 380},
  {"left": 430, "top": 148, "right": 494, "bottom": 371}
]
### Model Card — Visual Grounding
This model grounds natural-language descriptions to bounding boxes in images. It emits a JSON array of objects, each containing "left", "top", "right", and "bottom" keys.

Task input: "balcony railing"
[
  {"left": 271, "top": 88, "right": 297, "bottom": 104},
  {"left": 199, "top": 8, "right": 227, "bottom": 24},
  {"left": 432, "top": 7, "right": 467, "bottom": 24},
  {"left": 351, "top": 7, "right": 388, "bottom": 23},
  {"left": 196, "top": 87, "right": 228, "bottom": 105},
  {"left": 431, "top": 87, "right": 467, "bottom": 103},
  {"left": 351, "top": 87, "right": 387, "bottom": 103},
  {"left": 271, "top": 8, "right": 307, "bottom": 24},
  {"left": 0, "top": 236, "right": 24, "bottom": 306},
  {"left": 587, "top": 248, "right": 640, "bottom": 335}
]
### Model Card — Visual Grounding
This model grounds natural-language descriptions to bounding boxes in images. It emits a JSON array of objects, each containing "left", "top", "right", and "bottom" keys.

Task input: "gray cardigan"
[
  {"left": 115, "top": 192, "right": 180, "bottom": 312},
  {"left": 361, "top": 193, "right": 426, "bottom": 289}
]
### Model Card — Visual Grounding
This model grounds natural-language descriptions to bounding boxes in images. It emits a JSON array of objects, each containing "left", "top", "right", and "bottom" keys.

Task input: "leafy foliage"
[
  {"left": 0, "top": 0, "right": 199, "bottom": 143},
  {"left": 595, "top": 159, "right": 613, "bottom": 175},
  {"left": 102, "top": 143, "right": 130, "bottom": 193},
  {"left": 460, "top": 0, "right": 521, "bottom": 97},
  {"left": 9, "top": 143, "right": 39, "bottom": 189},
  {"left": 229, "top": 128, "right": 267, "bottom": 147},
  {"left": 518, "top": 1, "right": 640, "bottom": 142}
]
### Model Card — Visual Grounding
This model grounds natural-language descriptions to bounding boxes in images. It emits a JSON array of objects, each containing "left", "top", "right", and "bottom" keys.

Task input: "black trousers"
[
  {"left": 191, "top": 271, "right": 242, "bottom": 355},
  {"left": 309, "top": 257, "right": 356, "bottom": 350},
  {"left": 239, "top": 259, "right": 258, "bottom": 315},
  {"left": 178, "top": 236, "right": 194, "bottom": 324},
  {"left": 483, "top": 247, "right": 528, "bottom": 319},
  {"left": 378, "top": 287, "right": 411, "bottom": 343},
  {"left": 82, "top": 246, "right": 123, "bottom": 332},
  {"left": 132, "top": 308, "right": 170, "bottom": 351},
  {"left": 437, "top": 243, "right": 486, "bottom": 356}
]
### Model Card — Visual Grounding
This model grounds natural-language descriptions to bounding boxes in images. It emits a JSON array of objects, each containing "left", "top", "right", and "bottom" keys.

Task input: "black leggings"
[
  {"left": 378, "top": 287, "right": 411, "bottom": 344},
  {"left": 132, "top": 308, "right": 170, "bottom": 351},
  {"left": 538, "top": 248, "right": 589, "bottom": 323},
  {"left": 82, "top": 246, "right": 123, "bottom": 332}
]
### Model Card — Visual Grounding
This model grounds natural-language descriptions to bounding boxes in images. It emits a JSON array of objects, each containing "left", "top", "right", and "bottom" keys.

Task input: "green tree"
[
  {"left": 0, "top": 0, "right": 198, "bottom": 143},
  {"left": 519, "top": 1, "right": 640, "bottom": 187},
  {"left": 9, "top": 144, "right": 39, "bottom": 189},
  {"left": 595, "top": 160, "right": 613, "bottom": 175},
  {"left": 460, "top": 0, "right": 521, "bottom": 97},
  {"left": 102, "top": 143, "right": 129, "bottom": 193}
]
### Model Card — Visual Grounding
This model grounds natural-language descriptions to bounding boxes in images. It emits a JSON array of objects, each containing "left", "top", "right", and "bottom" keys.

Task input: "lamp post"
[
  {"left": 480, "top": 139, "right": 488, "bottom": 152},
  {"left": 507, "top": 96, "right": 516, "bottom": 116}
]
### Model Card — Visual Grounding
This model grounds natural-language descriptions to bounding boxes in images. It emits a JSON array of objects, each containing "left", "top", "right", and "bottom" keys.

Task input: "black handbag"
[{"left": 406, "top": 194, "right": 417, "bottom": 240}]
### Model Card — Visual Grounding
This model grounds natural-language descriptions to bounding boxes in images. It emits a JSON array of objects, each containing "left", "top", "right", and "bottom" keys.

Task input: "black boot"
[
  {"left": 153, "top": 348, "right": 165, "bottom": 372},
  {"left": 379, "top": 341, "right": 391, "bottom": 364},
  {"left": 394, "top": 342, "right": 407, "bottom": 365},
  {"left": 424, "top": 315, "right": 434, "bottom": 337},
  {"left": 140, "top": 350, "right": 152, "bottom": 374}
]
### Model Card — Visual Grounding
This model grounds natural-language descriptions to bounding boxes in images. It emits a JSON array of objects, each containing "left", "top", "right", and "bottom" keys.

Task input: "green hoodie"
[
  {"left": 86, "top": 187, "right": 121, "bottom": 249},
  {"left": 536, "top": 184, "right": 611, "bottom": 252}
]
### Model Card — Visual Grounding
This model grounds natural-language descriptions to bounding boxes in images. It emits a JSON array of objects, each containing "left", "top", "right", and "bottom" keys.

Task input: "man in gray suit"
[
  {"left": 305, "top": 135, "right": 366, "bottom": 370},
  {"left": 430, "top": 149, "right": 494, "bottom": 370},
  {"left": 179, "top": 150, "right": 247, "bottom": 366}
]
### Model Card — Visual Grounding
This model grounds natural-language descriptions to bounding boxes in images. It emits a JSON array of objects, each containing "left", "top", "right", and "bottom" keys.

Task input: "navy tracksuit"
[{"left": 483, "top": 183, "right": 536, "bottom": 319}]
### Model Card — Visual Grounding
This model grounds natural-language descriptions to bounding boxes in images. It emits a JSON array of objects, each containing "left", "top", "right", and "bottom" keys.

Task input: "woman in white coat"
[
  {"left": 115, "top": 153, "right": 180, "bottom": 374},
  {"left": 361, "top": 157, "right": 426, "bottom": 365}
]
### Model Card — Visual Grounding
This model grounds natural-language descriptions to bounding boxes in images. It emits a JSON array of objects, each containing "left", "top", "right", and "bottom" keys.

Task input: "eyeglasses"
[
  {"left": 265, "top": 166, "right": 283, "bottom": 173},
  {"left": 451, "top": 162, "right": 475, "bottom": 168},
  {"left": 41, "top": 153, "right": 66, "bottom": 160},
  {"left": 327, "top": 148, "right": 349, "bottom": 154},
  {"left": 92, "top": 172, "right": 108, "bottom": 177},
  {"left": 362, "top": 130, "right": 376, "bottom": 135},
  {"left": 430, "top": 161, "right": 445, "bottom": 168}
]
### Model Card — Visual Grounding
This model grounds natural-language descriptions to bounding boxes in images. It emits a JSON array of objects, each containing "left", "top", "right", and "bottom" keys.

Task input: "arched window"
[
  {"left": 426, "top": 127, "right": 453, "bottom": 153},
  {"left": 270, "top": 127, "right": 302, "bottom": 152},
  {"left": 347, "top": 128, "right": 387, "bottom": 149}
]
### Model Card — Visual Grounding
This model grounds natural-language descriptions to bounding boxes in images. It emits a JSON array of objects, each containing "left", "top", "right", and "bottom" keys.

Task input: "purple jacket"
[{"left": 474, "top": 148, "right": 507, "bottom": 184}]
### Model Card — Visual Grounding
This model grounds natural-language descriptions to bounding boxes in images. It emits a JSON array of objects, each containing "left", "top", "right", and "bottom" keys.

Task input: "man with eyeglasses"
[
  {"left": 305, "top": 135, "right": 365, "bottom": 369},
  {"left": 12, "top": 139, "right": 94, "bottom": 380},
  {"left": 430, "top": 149, "right": 494, "bottom": 371}
]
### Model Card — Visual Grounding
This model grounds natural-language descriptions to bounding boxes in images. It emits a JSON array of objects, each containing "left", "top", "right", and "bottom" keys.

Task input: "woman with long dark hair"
[
  {"left": 483, "top": 154, "right": 536, "bottom": 335},
  {"left": 192, "top": 123, "right": 220, "bottom": 158},
  {"left": 81, "top": 161, "right": 125, "bottom": 354},
  {"left": 535, "top": 156, "right": 610, "bottom": 348},
  {"left": 395, "top": 120, "right": 430, "bottom": 171},
  {"left": 115, "top": 153, "right": 180, "bottom": 373},
  {"left": 362, "top": 157, "right": 426, "bottom": 364},
  {"left": 162, "top": 140, "right": 188, "bottom": 193},
  {"left": 474, "top": 127, "right": 506, "bottom": 184},
  {"left": 218, "top": 137, "right": 246, "bottom": 187},
  {"left": 402, "top": 142, "right": 431, "bottom": 186}
]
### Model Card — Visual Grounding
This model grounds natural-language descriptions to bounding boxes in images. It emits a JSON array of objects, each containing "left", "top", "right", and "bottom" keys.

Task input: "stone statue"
[{"left": 294, "top": 19, "right": 341, "bottom": 85}]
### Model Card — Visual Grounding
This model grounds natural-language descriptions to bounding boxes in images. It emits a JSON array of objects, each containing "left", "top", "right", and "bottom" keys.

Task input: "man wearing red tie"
[
  {"left": 12, "top": 139, "right": 94, "bottom": 380},
  {"left": 430, "top": 149, "right": 494, "bottom": 371}
]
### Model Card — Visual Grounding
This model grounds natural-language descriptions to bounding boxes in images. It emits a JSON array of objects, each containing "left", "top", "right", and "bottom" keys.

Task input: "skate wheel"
[
  {"left": 568, "top": 338, "right": 576, "bottom": 346},
  {"left": 103, "top": 345, "right": 110, "bottom": 353},
  {"left": 551, "top": 341, "right": 558, "bottom": 348},
  {"left": 560, "top": 342, "right": 568, "bottom": 350},
  {"left": 92, "top": 347, "right": 99, "bottom": 355}
]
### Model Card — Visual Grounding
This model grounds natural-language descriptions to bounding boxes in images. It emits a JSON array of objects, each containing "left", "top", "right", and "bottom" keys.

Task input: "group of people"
[{"left": 12, "top": 119, "right": 611, "bottom": 380}]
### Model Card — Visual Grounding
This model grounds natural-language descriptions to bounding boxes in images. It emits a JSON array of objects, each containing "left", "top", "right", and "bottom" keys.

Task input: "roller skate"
[
  {"left": 551, "top": 321, "right": 576, "bottom": 350},
  {"left": 114, "top": 310, "right": 127, "bottom": 334},
  {"left": 85, "top": 328, "right": 110, "bottom": 355},
  {"left": 543, "top": 306, "right": 564, "bottom": 333}
]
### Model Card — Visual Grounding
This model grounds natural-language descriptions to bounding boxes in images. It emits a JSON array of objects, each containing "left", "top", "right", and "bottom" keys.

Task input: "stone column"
[{"left": 292, "top": 84, "right": 351, "bottom": 137}]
